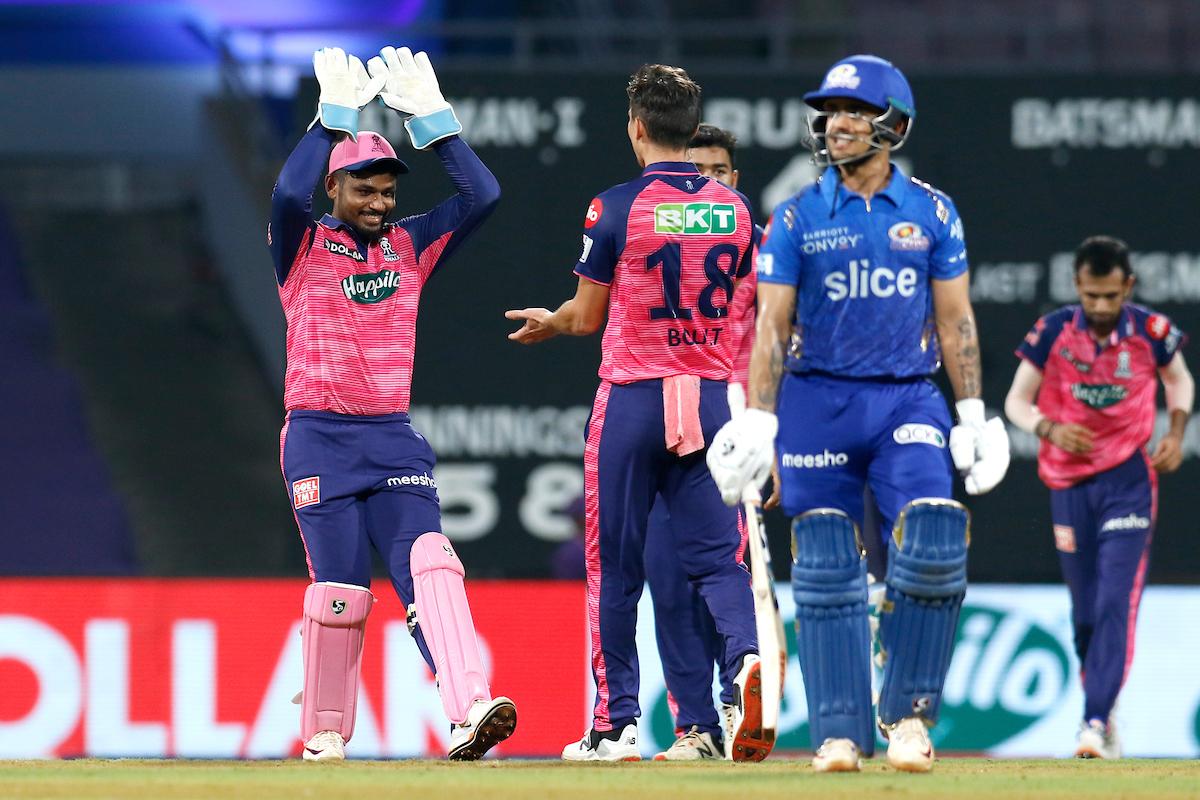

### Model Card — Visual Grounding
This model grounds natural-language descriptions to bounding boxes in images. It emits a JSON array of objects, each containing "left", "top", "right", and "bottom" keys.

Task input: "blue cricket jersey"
[{"left": 756, "top": 165, "right": 968, "bottom": 378}]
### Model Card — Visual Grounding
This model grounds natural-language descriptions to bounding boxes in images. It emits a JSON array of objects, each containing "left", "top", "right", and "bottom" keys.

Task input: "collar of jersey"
[
  {"left": 819, "top": 163, "right": 908, "bottom": 212},
  {"left": 642, "top": 161, "right": 701, "bottom": 177},
  {"left": 1072, "top": 304, "right": 1133, "bottom": 348},
  {"left": 320, "top": 213, "right": 372, "bottom": 250}
]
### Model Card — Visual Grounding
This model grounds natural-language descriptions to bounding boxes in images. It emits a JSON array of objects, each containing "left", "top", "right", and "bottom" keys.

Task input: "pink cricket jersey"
[
  {"left": 1017, "top": 304, "right": 1186, "bottom": 489},
  {"left": 729, "top": 251, "right": 758, "bottom": 391},
  {"left": 279, "top": 220, "right": 449, "bottom": 415},
  {"left": 574, "top": 162, "right": 758, "bottom": 383}
]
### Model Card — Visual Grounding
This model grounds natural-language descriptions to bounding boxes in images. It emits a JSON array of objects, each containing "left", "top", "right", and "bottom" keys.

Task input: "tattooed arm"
[
  {"left": 748, "top": 282, "right": 798, "bottom": 411},
  {"left": 933, "top": 273, "right": 982, "bottom": 400}
]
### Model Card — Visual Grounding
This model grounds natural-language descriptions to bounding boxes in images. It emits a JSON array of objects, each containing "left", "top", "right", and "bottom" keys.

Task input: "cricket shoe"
[
  {"left": 812, "top": 738, "right": 862, "bottom": 773},
  {"left": 720, "top": 703, "right": 737, "bottom": 760},
  {"left": 302, "top": 730, "right": 346, "bottom": 762},
  {"left": 448, "top": 696, "right": 518, "bottom": 761},
  {"left": 728, "top": 653, "right": 774, "bottom": 762},
  {"left": 885, "top": 716, "right": 934, "bottom": 772},
  {"left": 1074, "top": 718, "right": 1120, "bottom": 759},
  {"left": 653, "top": 726, "right": 723, "bottom": 761},
  {"left": 562, "top": 723, "right": 640, "bottom": 762}
]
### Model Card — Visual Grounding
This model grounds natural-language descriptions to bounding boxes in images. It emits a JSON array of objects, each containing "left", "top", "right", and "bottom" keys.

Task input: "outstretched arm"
[{"left": 506, "top": 278, "right": 610, "bottom": 344}]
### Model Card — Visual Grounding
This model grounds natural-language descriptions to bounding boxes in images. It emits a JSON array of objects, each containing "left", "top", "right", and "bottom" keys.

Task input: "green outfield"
[{"left": 4, "top": 758, "right": 1199, "bottom": 800}]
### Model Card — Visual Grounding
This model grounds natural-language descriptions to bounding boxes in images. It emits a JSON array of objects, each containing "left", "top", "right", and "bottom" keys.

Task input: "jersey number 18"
[{"left": 645, "top": 242, "right": 740, "bottom": 321}]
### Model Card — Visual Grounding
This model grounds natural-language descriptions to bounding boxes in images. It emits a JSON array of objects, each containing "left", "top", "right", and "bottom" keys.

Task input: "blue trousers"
[
  {"left": 280, "top": 409, "right": 441, "bottom": 672},
  {"left": 584, "top": 379, "right": 756, "bottom": 731},
  {"left": 1050, "top": 449, "right": 1155, "bottom": 723}
]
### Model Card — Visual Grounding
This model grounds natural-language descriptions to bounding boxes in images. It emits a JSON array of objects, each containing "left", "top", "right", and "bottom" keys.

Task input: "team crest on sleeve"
[
  {"left": 293, "top": 477, "right": 320, "bottom": 508},
  {"left": 888, "top": 222, "right": 931, "bottom": 251},
  {"left": 584, "top": 197, "right": 603, "bottom": 228}
]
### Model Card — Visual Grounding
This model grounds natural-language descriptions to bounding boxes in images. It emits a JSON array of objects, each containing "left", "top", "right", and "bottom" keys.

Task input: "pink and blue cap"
[{"left": 327, "top": 131, "right": 410, "bottom": 177}]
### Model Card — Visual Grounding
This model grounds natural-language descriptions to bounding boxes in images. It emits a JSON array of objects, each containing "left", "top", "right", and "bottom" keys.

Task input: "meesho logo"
[
  {"left": 341, "top": 269, "right": 402, "bottom": 304},
  {"left": 654, "top": 203, "right": 737, "bottom": 235}
]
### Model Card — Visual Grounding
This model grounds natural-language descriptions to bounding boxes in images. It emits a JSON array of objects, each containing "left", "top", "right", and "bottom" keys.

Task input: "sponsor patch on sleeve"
[
  {"left": 584, "top": 197, "right": 603, "bottom": 229},
  {"left": 892, "top": 423, "right": 946, "bottom": 448},
  {"left": 1146, "top": 313, "right": 1171, "bottom": 340},
  {"left": 579, "top": 234, "right": 594, "bottom": 263},
  {"left": 292, "top": 477, "right": 321, "bottom": 509}
]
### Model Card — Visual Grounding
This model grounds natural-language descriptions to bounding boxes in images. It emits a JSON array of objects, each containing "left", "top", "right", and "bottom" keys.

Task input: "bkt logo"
[
  {"left": 780, "top": 450, "right": 849, "bottom": 468},
  {"left": 825, "top": 259, "right": 919, "bottom": 301},
  {"left": 654, "top": 203, "right": 737, "bottom": 235}
]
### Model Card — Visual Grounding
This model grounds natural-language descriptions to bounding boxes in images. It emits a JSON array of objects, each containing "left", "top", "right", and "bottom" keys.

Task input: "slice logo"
[
  {"left": 887, "top": 221, "right": 931, "bottom": 251},
  {"left": 324, "top": 239, "right": 366, "bottom": 262},
  {"left": 584, "top": 197, "right": 603, "bottom": 229},
  {"left": 653, "top": 203, "right": 737, "bottom": 235},
  {"left": 1071, "top": 383, "right": 1128, "bottom": 409},
  {"left": 341, "top": 269, "right": 402, "bottom": 304},
  {"left": 293, "top": 477, "right": 320, "bottom": 509},
  {"left": 892, "top": 423, "right": 946, "bottom": 448}
]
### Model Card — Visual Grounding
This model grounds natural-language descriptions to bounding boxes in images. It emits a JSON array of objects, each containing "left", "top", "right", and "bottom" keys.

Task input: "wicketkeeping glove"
[
  {"left": 949, "top": 398, "right": 1011, "bottom": 495},
  {"left": 367, "top": 46, "right": 462, "bottom": 149},
  {"left": 707, "top": 383, "right": 779, "bottom": 507},
  {"left": 310, "top": 47, "right": 387, "bottom": 141}
]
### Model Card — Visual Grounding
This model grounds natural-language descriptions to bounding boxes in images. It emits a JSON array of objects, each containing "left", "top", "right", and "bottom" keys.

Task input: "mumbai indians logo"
[
  {"left": 341, "top": 269, "right": 401, "bottom": 304},
  {"left": 887, "top": 221, "right": 931, "bottom": 252},
  {"left": 647, "top": 601, "right": 1070, "bottom": 752},
  {"left": 822, "top": 63, "right": 861, "bottom": 90},
  {"left": 1071, "top": 383, "right": 1128, "bottom": 409},
  {"left": 653, "top": 203, "right": 737, "bottom": 235}
]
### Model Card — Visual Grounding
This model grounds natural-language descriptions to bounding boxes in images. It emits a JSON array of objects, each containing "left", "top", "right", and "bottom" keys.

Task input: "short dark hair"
[
  {"left": 1074, "top": 235, "right": 1132, "bottom": 278},
  {"left": 627, "top": 64, "right": 701, "bottom": 149},
  {"left": 689, "top": 123, "right": 738, "bottom": 168}
]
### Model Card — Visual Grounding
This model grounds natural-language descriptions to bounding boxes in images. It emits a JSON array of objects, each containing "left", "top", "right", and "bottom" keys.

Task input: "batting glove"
[
  {"left": 707, "top": 383, "right": 779, "bottom": 507},
  {"left": 367, "top": 46, "right": 462, "bottom": 149},
  {"left": 310, "top": 47, "right": 387, "bottom": 141},
  {"left": 949, "top": 398, "right": 1011, "bottom": 495}
]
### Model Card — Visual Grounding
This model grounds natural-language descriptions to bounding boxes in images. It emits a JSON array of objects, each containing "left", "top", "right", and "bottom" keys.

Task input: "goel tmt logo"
[{"left": 654, "top": 203, "right": 737, "bottom": 235}]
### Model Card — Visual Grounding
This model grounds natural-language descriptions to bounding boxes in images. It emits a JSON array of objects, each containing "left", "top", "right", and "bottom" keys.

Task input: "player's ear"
[
  {"left": 730, "top": 169, "right": 739, "bottom": 190},
  {"left": 325, "top": 173, "right": 339, "bottom": 201}
]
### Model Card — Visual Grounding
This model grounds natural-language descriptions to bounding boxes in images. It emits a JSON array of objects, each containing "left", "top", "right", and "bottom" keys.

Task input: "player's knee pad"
[
  {"left": 301, "top": 581, "right": 375, "bottom": 742},
  {"left": 410, "top": 532, "right": 490, "bottom": 724},
  {"left": 878, "top": 498, "right": 969, "bottom": 726},
  {"left": 791, "top": 508, "right": 874, "bottom": 754}
]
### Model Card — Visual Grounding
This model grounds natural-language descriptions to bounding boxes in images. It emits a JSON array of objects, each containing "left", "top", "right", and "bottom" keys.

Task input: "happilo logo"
[
  {"left": 1101, "top": 513, "right": 1150, "bottom": 533},
  {"left": 935, "top": 603, "right": 1072, "bottom": 749},
  {"left": 887, "top": 221, "right": 931, "bottom": 252},
  {"left": 780, "top": 450, "right": 849, "bottom": 468},
  {"left": 892, "top": 423, "right": 946, "bottom": 448},
  {"left": 324, "top": 239, "right": 365, "bottom": 263},
  {"left": 292, "top": 477, "right": 320, "bottom": 509},
  {"left": 654, "top": 203, "right": 737, "bottom": 235},
  {"left": 341, "top": 269, "right": 402, "bottom": 304},
  {"left": 1071, "top": 383, "right": 1128, "bottom": 409}
]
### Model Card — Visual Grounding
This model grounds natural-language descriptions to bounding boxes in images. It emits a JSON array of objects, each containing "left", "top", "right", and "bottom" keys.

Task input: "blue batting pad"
[
  {"left": 791, "top": 509, "right": 875, "bottom": 754},
  {"left": 878, "top": 499, "right": 969, "bottom": 726}
]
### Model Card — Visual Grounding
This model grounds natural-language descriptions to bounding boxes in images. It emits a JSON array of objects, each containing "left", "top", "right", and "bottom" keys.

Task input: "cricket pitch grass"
[{"left": 4, "top": 758, "right": 1199, "bottom": 800}]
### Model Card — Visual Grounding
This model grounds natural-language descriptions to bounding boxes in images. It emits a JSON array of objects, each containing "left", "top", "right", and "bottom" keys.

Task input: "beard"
[{"left": 352, "top": 219, "right": 387, "bottom": 243}]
